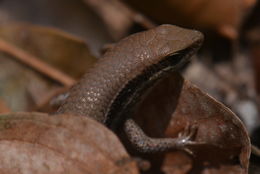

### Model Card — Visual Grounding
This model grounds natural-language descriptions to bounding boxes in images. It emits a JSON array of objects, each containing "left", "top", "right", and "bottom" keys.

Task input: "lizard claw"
[
  {"left": 175, "top": 124, "right": 200, "bottom": 156},
  {"left": 178, "top": 124, "right": 198, "bottom": 142}
]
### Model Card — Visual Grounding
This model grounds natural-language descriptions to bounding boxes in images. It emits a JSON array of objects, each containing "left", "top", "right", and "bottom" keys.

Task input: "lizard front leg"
[{"left": 124, "top": 118, "right": 199, "bottom": 155}]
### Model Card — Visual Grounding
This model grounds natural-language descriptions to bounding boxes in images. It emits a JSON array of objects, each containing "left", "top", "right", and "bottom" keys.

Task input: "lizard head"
[{"left": 153, "top": 24, "right": 204, "bottom": 58}]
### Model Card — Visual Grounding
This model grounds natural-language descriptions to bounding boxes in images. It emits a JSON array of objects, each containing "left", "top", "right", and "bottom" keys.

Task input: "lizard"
[{"left": 57, "top": 24, "right": 204, "bottom": 154}]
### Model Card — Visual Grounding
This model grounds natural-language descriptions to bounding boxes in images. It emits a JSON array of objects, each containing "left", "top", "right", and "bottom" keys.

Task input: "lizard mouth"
[
  {"left": 151, "top": 38, "right": 203, "bottom": 79},
  {"left": 165, "top": 37, "right": 203, "bottom": 69}
]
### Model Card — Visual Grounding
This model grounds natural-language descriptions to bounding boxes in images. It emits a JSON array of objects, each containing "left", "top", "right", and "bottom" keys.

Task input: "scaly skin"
[{"left": 57, "top": 24, "right": 204, "bottom": 153}]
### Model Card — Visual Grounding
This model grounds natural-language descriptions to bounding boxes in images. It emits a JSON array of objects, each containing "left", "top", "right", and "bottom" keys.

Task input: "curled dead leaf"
[{"left": 122, "top": 72, "right": 250, "bottom": 174}]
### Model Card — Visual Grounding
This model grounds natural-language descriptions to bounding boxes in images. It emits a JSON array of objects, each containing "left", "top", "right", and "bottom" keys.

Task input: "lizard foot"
[
  {"left": 174, "top": 124, "right": 198, "bottom": 155},
  {"left": 124, "top": 119, "right": 202, "bottom": 155}
]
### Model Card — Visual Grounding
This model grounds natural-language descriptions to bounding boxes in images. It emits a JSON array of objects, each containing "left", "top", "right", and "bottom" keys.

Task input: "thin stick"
[
  {"left": 34, "top": 86, "right": 69, "bottom": 111},
  {"left": 83, "top": 0, "right": 156, "bottom": 40},
  {"left": 0, "top": 39, "right": 76, "bottom": 86},
  {"left": 252, "top": 145, "right": 260, "bottom": 157}
]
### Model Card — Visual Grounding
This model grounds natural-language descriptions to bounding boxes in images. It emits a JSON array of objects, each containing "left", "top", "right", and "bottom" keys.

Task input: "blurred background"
[{"left": 0, "top": 0, "right": 259, "bottom": 172}]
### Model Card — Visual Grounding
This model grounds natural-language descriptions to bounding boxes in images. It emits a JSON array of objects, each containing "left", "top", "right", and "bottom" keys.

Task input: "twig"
[
  {"left": 0, "top": 39, "right": 76, "bottom": 86},
  {"left": 83, "top": 0, "right": 156, "bottom": 40},
  {"left": 131, "top": 10, "right": 156, "bottom": 29},
  {"left": 252, "top": 145, "right": 260, "bottom": 157},
  {"left": 34, "top": 86, "right": 69, "bottom": 111}
]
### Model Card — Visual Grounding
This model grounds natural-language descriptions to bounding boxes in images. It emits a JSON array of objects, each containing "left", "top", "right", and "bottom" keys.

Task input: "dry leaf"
[
  {"left": 122, "top": 72, "right": 250, "bottom": 174},
  {"left": 0, "top": 23, "right": 97, "bottom": 111},
  {"left": 83, "top": 0, "right": 134, "bottom": 40},
  {"left": 83, "top": 0, "right": 155, "bottom": 40},
  {"left": 125, "top": 0, "right": 256, "bottom": 39},
  {"left": 0, "top": 99, "right": 10, "bottom": 114},
  {"left": 0, "top": 0, "right": 113, "bottom": 56},
  {"left": 0, "top": 112, "right": 139, "bottom": 174},
  {"left": 0, "top": 23, "right": 97, "bottom": 79},
  {"left": 247, "top": 27, "right": 260, "bottom": 94}
]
